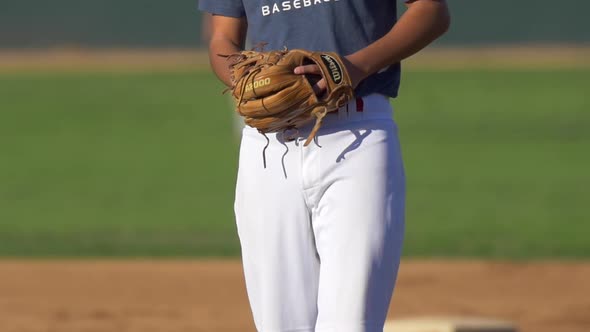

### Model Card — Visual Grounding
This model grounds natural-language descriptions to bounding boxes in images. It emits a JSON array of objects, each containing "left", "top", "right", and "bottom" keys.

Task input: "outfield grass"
[
  {"left": 394, "top": 69, "right": 590, "bottom": 258},
  {"left": 0, "top": 68, "right": 588, "bottom": 258}
]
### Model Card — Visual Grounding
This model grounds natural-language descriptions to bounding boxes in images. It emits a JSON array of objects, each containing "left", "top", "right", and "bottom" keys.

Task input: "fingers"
[
  {"left": 294, "top": 64, "right": 320, "bottom": 75},
  {"left": 294, "top": 65, "right": 326, "bottom": 96},
  {"left": 312, "top": 78, "right": 327, "bottom": 96}
]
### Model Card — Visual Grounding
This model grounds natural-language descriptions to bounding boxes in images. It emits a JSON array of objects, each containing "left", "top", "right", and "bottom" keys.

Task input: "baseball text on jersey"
[{"left": 261, "top": 0, "right": 340, "bottom": 17}]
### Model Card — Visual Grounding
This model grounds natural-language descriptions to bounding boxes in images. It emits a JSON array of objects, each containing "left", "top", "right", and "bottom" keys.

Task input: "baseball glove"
[{"left": 222, "top": 47, "right": 355, "bottom": 146}]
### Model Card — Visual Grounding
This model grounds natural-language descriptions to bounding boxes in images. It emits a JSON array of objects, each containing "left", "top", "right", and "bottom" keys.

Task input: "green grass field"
[{"left": 1, "top": 68, "right": 589, "bottom": 258}]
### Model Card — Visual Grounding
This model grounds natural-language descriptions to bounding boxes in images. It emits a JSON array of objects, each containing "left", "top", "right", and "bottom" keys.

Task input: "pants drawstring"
[{"left": 261, "top": 133, "right": 270, "bottom": 168}]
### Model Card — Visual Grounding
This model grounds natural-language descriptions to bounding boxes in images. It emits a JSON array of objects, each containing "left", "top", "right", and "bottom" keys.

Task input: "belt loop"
[
  {"left": 338, "top": 103, "right": 347, "bottom": 119},
  {"left": 356, "top": 97, "right": 364, "bottom": 112}
]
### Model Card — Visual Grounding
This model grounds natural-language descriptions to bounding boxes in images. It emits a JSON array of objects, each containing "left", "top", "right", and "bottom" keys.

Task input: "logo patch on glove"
[{"left": 320, "top": 54, "right": 343, "bottom": 85}]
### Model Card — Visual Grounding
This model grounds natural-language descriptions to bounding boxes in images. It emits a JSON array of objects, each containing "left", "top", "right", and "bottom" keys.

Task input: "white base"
[{"left": 383, "top": 317, "right": 517, "bottom": 332}]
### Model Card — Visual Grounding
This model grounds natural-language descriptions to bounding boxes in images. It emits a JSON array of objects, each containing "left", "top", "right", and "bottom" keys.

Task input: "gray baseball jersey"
[{"left": 198, "top": 0, "right": 401, "bottom": 98}]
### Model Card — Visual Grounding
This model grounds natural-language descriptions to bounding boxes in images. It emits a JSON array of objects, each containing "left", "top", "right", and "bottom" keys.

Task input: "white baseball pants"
[{"left": 234, "top": 94, "right": 406, "bottom": 332}]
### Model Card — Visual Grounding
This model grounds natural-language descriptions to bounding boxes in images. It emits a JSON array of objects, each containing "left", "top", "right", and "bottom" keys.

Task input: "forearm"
[
  {"left": 209, "top": 37, "right": 243, "bottom": 87},
  {"left": 347, "top": 0, "right": 451, "bottom": 80},
  {"left": 206, "top": 15, "right": 248, "bottom": 87}
]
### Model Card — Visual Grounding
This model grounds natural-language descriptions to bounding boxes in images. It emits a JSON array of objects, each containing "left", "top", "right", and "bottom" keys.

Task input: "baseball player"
[{"left": 198, "top": 0, "right": 450, "bottom": 331}]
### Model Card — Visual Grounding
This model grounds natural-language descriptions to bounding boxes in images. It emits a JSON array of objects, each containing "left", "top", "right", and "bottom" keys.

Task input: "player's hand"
[
  {"left": 293, "top": 64, "right": 327, "bottom": 96},
  {"left": 294, "top": 55, "right": 367, "bottom": 95},
  {"left": 341, "top": 56, "right": 368, "bottom": 89}
]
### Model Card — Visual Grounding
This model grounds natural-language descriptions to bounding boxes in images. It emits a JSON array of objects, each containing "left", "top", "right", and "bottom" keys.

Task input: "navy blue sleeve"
[{"left": 198, "top": 0, "right": 245, "bottom": 18}]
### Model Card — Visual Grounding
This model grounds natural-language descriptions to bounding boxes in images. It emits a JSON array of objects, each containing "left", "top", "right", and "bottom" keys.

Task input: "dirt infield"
[
  {"left": 0, "top": 46, "right": 589, "bottom": 71},
  {"left": 1, "top": 260, "right": 589, "bottom": 332}
]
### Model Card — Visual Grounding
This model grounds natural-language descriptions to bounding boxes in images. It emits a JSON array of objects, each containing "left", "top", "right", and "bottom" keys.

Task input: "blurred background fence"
[{"left": 1, "top": 0, "right": 589, "bottom": 48}]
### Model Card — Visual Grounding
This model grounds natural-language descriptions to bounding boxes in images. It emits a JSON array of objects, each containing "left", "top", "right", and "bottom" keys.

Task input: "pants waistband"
[
  {"left": 243, "top": 94, "right": 393, "bottom": 135},
  {"left": 323, "top": 94, "right": 393, "bottom": 124}
]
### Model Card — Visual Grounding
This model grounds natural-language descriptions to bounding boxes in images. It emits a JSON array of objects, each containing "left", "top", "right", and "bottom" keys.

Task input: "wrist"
[{"left": 344, "top": 53, "right": 372, "bottom": 88}]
